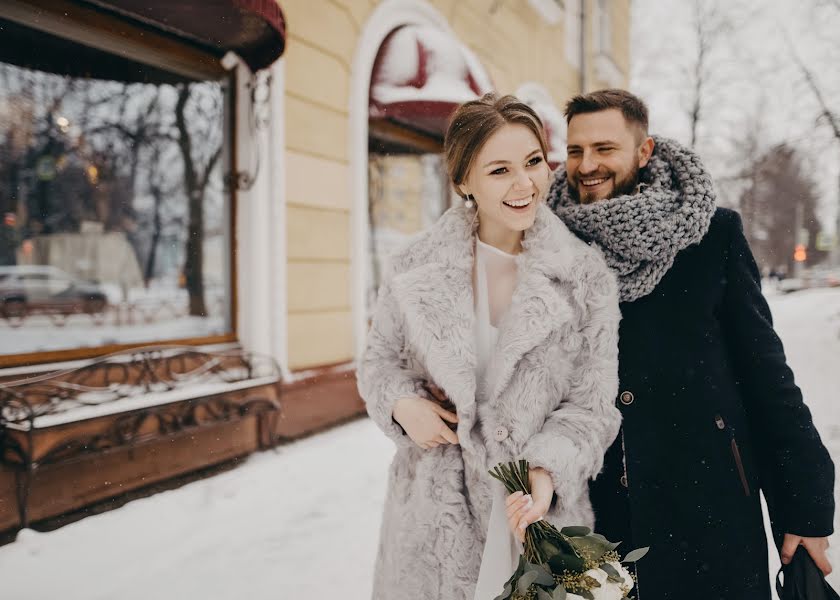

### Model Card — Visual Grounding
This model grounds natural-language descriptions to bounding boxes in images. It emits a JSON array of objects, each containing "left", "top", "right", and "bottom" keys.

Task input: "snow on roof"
[{"left": 371, "top": 25, "right": 493, "bottom": 108}]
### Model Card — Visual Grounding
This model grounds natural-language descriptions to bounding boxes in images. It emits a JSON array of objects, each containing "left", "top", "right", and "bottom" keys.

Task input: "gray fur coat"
[{"left": 357, "top": 203, "right": 622, "bottom": 600}]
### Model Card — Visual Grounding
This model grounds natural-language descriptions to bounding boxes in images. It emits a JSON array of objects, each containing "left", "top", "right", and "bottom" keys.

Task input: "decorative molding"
[
  {"left": 594, "top": 52, "right": 625, "bottom": 88},
  {"left": 527, "top": 0, "right": 564, "bottom": 25},
  {"left": 349, "top": 0, "right": 454, "bottom": 360},
  {"left": 0, "top": 345, "right": 280, "bottom": 429},
  {"left": 0, "top": 344, "right": 281, "bottom": 528},
  {"left": 233, "top": 55, "right": 289, "bottom": 374}
]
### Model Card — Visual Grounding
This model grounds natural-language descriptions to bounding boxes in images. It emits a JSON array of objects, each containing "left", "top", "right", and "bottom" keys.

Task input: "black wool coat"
[{"left": 589, "top": 208, "right": 835, "bottom": 600}]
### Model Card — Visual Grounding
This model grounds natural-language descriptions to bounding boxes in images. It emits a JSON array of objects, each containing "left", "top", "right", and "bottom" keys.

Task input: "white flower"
[
  {"left": 563, "top": 563, "right": 634, "bottom": 600},
  {"left": 605, "top": 561, "right": 635, "bottom": 591},
  {"left": 581, "top": 563, "right": 634, "bottom": 600}
]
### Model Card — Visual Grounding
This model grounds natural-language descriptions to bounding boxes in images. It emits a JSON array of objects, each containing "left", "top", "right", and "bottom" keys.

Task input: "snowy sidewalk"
[{"left": 0, "top": 287, "right": 838, "bottom": 599}]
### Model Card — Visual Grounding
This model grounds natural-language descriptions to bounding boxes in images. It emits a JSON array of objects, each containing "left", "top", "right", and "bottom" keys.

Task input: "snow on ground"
[{"left": 0, "top": 287, "right": 838, "bottom": 599}]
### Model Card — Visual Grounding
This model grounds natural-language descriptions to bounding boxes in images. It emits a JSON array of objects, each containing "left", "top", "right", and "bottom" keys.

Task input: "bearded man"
[{"left": 547, "top": 88, "right": 835, "bottom": 599}]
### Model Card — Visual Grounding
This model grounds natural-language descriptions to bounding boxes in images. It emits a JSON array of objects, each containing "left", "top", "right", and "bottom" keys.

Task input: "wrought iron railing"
[{"left": 0, "top": 344, "right": 283, "bottom": 528}]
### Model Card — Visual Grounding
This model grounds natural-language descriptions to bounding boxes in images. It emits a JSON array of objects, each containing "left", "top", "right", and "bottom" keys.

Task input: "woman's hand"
[
  {"left": 392, "top": 396, "right": 459, "bottom": 449},
  {"left": 505, "top": 467, "right": 554, "bottom": 543}
]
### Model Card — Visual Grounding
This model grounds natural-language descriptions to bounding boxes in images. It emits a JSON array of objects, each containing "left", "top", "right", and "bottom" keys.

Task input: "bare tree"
[
  {"left": 141, "top": 142, "right": 181, "bottom": 286},
  {"left": 173, "top": 83, "right": 223, "bottom": 317},
  {"left": 739, "top": 143, "right": 825, "bottom": 273},
  {"left": 783, "top": 20, "right": 840, "bottom": 265},
  {"left": 631, "top": 0, "right": 758, "bottom": 183}
]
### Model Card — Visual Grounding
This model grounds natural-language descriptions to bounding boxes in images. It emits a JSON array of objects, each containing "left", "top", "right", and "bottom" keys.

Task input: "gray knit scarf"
[{"left": 547, "top": 136, "right": 716, "bottom": 303}]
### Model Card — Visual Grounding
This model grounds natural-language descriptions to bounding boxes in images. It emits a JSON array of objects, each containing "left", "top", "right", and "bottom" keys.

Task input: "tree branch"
[{"left": 784, "top": 33, "right": 840, "bottom": 140}]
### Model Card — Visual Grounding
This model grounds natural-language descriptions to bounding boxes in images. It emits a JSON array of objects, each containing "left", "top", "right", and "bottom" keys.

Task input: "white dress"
[{"left": 472, "top": 237, "right": 522, "bottom": 600}]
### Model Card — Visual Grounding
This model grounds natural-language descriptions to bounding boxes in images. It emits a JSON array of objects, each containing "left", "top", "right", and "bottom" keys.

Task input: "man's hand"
[
  {"left": 423, "top": 382, "right": 458, "bottom": 430},
  {"left": 393, "top": 396, "right": 459, "bottom": 449},
  {"left": 781, "top": 533, "right": 832, "bottom": 576}
]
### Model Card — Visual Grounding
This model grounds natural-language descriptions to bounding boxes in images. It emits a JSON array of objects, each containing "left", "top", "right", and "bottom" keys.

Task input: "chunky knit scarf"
[{"left": 547, "top": 136, "right": 716, "bottom": 302}]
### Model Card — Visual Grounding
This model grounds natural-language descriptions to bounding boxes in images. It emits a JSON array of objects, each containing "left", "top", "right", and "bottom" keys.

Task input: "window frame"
[
  {"left": 564, "top": 0, "right": 583, "bottom": 70},
  {"left": 0, "top": 0, "right": 239, "bottom": 369}
]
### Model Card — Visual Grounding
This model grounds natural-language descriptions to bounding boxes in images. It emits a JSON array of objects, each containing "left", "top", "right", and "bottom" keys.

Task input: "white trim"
[
  {"left": 9, "top": 376, "right": 281, "bottom": 430},
  {"left": 234, "top": 57, "right": 289, "bottom": 376},
  {"left": 268, "top": 59, "right": 290, "bottom": 379},
  {"left": 527, "top": 0, "right": 564, "bottom": 25},
  {"left": 595, "top": 53, "right": 624, "bottom": 88},
  {"left": 0, "top": 342, "right": 241, "bottom": 378},
  {"left": 349, "top": 0, "right": 457, "bottom": 360},
  {"left": 564, "top": 0, "right": 583, "bottom": 71}
]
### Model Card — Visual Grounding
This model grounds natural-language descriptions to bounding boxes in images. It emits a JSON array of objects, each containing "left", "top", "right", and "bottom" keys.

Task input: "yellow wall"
[
  {"left": 282, "top": 0, "right": 630, "bottom": 370},
  {"left": 282, "top": 0, "right": 361, "bottom": 370},
  {"left": 586, "top": 0, "right": 632, "bottom": 90}
]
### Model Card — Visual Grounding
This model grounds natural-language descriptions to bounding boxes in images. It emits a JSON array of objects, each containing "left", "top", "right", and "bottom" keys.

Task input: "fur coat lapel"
[{"left": 389, "top": 203, "right": 582, "bottom": 418}]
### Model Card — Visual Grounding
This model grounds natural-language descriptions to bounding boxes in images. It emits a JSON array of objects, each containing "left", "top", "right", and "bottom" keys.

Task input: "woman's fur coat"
[{"left": 357, "top": 203, "right": 622, "bottom": 599}]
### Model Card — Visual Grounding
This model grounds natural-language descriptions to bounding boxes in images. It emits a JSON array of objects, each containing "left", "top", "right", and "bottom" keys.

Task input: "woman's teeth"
[
  {"left": 503, "top": 196, "right": 532, "bottom": 208},
  {"left": 581, "top": 177, "right": 608, "bottom": 187}
]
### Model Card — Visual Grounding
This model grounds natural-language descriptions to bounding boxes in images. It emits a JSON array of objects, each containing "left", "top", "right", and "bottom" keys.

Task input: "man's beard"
[{"left": 569, "top": 163, "right": 641, "bottom": 204}]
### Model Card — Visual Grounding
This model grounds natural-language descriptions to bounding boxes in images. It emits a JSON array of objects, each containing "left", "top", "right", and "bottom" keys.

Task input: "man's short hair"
[{"left": 564, "top": 89, "right": 649, "bottom": 135}]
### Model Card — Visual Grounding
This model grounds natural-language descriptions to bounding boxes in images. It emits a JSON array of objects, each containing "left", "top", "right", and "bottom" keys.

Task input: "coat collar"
[{"left": 388, "top": 202, "right": 585, "bottom": 419}]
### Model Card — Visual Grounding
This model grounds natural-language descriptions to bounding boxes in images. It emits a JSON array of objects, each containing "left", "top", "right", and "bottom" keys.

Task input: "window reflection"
[{"left": 0, "top": 24, "right": 232, "bottom": 355}]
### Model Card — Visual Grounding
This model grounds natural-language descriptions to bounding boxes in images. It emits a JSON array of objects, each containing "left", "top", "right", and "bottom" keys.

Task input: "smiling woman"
[
  {"left": 357, "top": 92, "right": 622, "bottom": 600},
  {"left": 445, "top": 94, "right": 552, "bottom": 255}
]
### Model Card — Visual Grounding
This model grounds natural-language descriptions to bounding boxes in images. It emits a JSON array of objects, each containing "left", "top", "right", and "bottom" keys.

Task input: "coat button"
[
  {"left": 493, "top": 426, "right": 509, "bottom": 442},
  {"left": 620, "top": 391, "right": 634, "bottom": 406},
  {"left": 620, "top": 474, "right": 628, "bottom": 488}
]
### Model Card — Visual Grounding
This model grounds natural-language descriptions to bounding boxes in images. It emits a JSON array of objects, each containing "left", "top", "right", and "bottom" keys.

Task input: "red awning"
[
  {"left": 81, "top": 0, "right": 286, "bottom": 71},
  {"left": 370, "top": 25, "right": 493, "bottom": 136}
]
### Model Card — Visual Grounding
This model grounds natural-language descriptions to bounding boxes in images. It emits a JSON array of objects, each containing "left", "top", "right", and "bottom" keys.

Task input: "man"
[{"left": 546, "top": 88, "right": 835, "bottom": 599}]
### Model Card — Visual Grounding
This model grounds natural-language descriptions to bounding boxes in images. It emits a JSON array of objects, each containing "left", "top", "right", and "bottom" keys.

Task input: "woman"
[{"left": 357, "top": 94, "right": 622, "bottom": 600}]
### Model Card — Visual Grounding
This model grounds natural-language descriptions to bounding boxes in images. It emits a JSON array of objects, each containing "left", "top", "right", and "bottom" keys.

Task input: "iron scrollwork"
[{"left": 0, "top": 344, "right": 282, "bottom": 529}]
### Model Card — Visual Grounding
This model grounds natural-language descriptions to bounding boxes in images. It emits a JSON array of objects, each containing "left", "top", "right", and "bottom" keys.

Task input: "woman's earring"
[{"left": 464, "top": 194, "right": 475, "bottom": 209}]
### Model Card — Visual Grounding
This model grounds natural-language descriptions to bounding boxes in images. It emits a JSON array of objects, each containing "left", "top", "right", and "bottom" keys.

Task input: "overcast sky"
[{"left": 629, "top": 0, "right": 840, "bottom": 235}]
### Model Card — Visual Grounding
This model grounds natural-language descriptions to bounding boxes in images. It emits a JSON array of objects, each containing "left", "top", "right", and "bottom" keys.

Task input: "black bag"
[{"left": 776, "top": 546, "right": 840, "bottom": 600}]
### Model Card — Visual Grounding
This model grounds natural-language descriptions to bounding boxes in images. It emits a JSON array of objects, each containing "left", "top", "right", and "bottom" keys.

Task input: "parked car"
[{"left": 0, "top": 265, "right": 108, "bottom": 319}]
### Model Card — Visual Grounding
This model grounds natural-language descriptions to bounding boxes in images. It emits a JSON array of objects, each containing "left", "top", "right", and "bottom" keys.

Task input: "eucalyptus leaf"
[
  {"left": 493, "top": 582, "right": 513, "bottom": 600},
  {"left": 560, "top": 526, "right": 592, "bottom": 537},
  {"left": 513, "top": 554, "right": 526, "bottom": 578},
  {"left": 517, "top": 570, "right": 540, "bottom": 594},
  {"left": 536, "top": 589, "right": 553, "bottom": 600},
  {"left": 589, "top": 533, "right": 622, "bottom": 550},
  {"left": 530, "top": 563, "right": 555, "bottom": 586},
  {"left": 552, "top": 586, "right": 567, "bottom": 600},
  {"left": 569, "top": 536, "right": 610, "bottom": 561},
  {"left": 548, "top": 550, "right": 587, "bottom": 574},
  {"left": 580, "top": 591, "right": 595, "bottom": 600},
  {"left": 600, "top": 562, "right": 621, "bottom": 580},
  {"left": 623, "top": 546, "right": 650, "bottom": 563},
  {"left": 539, "top": 539, "right": 561, "bottom": 557}
]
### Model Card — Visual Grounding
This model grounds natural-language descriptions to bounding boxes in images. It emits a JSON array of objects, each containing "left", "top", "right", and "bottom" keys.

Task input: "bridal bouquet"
[{"left": 489, "top": 461, "right": 648, "bottom": 600}]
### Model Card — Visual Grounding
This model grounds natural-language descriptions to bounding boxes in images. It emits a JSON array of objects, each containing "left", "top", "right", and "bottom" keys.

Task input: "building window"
[
  {"left": 595, "top": 0, "right": 613, "bottom": 55},
  {"left": 565, "top": 0, "right": 583, "bottom": 70},
  {"left": 0, "top": 17, "right": 233, "bottom": 359}
]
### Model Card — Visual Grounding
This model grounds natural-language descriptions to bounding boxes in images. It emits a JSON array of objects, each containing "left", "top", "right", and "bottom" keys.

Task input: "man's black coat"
[{"left": 589, "top": 208, "right": 835, "bottom": 599}]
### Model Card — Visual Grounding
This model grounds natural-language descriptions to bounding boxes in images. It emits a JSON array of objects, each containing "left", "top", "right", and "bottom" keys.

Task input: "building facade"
[
  {"left": 279, "top": 0, "right": 630, "bottom": 435},
  {"left": 0, "top": 0, "right": 629, "bottom": 531}
]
